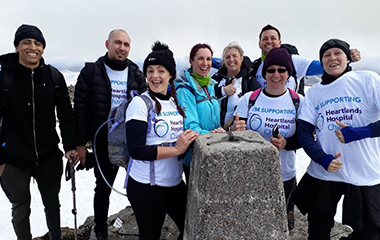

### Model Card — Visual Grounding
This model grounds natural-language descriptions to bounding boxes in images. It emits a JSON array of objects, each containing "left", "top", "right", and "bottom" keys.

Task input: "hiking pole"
[{"left": 69, "top": 154, "right": 78, "bottom": 240}]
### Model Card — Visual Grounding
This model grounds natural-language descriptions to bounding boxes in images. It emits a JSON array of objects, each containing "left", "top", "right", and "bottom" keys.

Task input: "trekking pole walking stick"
[{"left": 69, "top": 154, "right": 78, "bottom": 240}]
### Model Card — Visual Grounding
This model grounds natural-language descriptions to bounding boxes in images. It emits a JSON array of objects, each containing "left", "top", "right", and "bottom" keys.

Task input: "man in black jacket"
[
  {"left": 0, "top": 24, "right": 77, "bottom": 240},
  {"left": 74, "top": 29, "right": 146, "bottom": 240}
]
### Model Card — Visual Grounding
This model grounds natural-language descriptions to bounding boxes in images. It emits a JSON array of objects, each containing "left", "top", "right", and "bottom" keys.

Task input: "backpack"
[
  {"left": 248, "top": 88, "right": 300, "bottom": 116},
  {"left": 93, "top": 94, "right": 153, "bottom": 168},
  {"left": 252, "top": 43, "right": 305, "bottom": 96}
]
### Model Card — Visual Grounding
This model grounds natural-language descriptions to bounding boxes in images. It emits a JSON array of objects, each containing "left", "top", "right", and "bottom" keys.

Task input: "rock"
[{"left": 185, "top": 131, "right": 289, "bottom": 239}]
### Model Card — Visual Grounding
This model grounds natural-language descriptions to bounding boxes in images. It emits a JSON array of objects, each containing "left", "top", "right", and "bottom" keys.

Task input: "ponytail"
[{"left": 170, "top": 80, "right": 186, "bottom": 118}]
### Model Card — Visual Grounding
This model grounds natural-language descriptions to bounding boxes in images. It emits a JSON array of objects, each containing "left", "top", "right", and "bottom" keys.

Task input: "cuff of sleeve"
[
  {"left": 341, "top": 126, "right": 371, "bottom": 144},
  {"left": 221, "top": 87, "right": 226, "bottom": 96},
  {"left": 315, "top": 154, "right": 334, "bottom": 171}
]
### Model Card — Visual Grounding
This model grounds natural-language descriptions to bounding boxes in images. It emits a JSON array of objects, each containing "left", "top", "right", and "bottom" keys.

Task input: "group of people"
[{"left": 0, "top": 22, "right": 379, "bottom": 240}]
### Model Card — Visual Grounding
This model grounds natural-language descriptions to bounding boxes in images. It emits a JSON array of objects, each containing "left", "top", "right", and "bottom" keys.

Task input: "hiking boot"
[
  {"left": 339, "top": 233, "right": 353, "bottom": 240},
  {"left": 287, "top": 210, "right": 295, "bottom": 231},
  {"left": 95, "top": 226, "right": 108, "bottom": 240}
]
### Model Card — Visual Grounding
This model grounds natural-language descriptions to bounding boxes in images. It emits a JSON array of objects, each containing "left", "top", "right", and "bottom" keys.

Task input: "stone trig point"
[{"left": 184, "top": 130, "right": 289, "bottom": 240}]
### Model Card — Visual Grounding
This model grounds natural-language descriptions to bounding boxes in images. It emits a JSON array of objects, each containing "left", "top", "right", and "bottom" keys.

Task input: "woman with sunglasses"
[
  {"left": 294, "top": 39, "right": 380, "bottom": 240},
  {"left": 234, "top": 47, "right": 302, "bottom": 231},
  {"left": 125, "top": 41, "right": 198, "bottom": 240},
  {"left": 211, "top": 41, "right": 260, "bottom": 127}
]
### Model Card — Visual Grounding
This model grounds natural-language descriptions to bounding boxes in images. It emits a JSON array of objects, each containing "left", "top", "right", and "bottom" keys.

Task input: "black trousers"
[
  {"left": 127, "top": 177, "right": 187, "bottom": 240},
  {"left": 0, "top": 149, "right": 63, "bottom": 240},
  {"left": 93, "top": 149, "right": 119, "bottom": 232},
  {"left": 283, "top": 177, "right": 297, "bottom": 212}
]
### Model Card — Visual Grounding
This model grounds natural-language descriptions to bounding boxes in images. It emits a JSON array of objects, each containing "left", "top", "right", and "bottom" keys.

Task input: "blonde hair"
[{"left": 222, "top": 41, "right": 244, "bottom": 60}]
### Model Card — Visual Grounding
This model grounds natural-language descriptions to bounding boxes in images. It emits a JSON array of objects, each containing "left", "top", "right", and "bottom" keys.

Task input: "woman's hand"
[
  {"left": 327, "top": 152, "right": 343, "bottom": 172},
  {"left": 334, "top": 121, "right": 348, "bottom": 143},
  {"left": 230, "top": 114, "right": 246, "bottom": 131},
  {"left": 175, "top": 130, "right": 199, "bottom": 155},
  {"left": 270, "top": 133, "right": 286, "bottom": 150},
  {"left": 223, "top": 79, "right": 236, "bottom": 96},
  {"left": 210, "top": 127, "right": 226, "bottom": 133},
  {"left": 350, "top": 48, "right": 361, "bottom": 62}
]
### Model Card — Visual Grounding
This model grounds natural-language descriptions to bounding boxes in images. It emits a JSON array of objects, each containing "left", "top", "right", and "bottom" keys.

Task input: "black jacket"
[
  {"left": 212, "top": 56, "right": 260, "bottom": 125},
  {"left": 74, "top": 55, "right": 146, "bottom": 147},
  {"left": 0, "top": 53, "right": 76, "bottom": 167}
]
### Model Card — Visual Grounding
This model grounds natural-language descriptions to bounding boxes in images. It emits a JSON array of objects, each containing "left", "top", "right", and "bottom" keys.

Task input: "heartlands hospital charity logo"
[
  {"left": 153, "top": 119, "right": 169, "bottom": 138},
  {"left": 316, "top": 113, "right": 324, "bottom": 132},
  {"left": 248, "top": 113, "right": 262, "bottom": 131}
]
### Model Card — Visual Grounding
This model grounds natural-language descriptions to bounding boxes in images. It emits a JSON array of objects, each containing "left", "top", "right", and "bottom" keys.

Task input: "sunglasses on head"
[{"left": 266, "top": 68, "right": 287, "bottom": 74}]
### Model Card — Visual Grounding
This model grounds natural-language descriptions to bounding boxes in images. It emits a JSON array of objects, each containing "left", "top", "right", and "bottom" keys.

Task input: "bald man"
[{"left": 74, "top": 29, "right": 146, "bottom": 240}]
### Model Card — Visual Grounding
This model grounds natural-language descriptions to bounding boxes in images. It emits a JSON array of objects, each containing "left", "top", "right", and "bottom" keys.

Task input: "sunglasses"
[{"left": 266, "top": 68, "right": 287, "bottom": 74}]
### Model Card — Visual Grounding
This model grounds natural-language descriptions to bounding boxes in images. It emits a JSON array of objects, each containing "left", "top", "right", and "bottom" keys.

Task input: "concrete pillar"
[{"left": 184, "top": 130, "right": 288, "bottom": 240}]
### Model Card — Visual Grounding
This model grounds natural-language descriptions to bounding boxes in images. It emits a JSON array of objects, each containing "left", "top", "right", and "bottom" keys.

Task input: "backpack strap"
[
  {"left": 48, "top": 65, "right": 61, "bottom": 99},
  {"left": 251, "top": 58, "right": 262, "bottom": 78},
  {"left": 138, "top": 94, "right": 157, "bottom": 185},
  {"left": 176, "top": 84, "right": 215, "bottom": 104},
  {"left": 288, "top": 88, "right": 300, "bottom": 116},
  {"left": 85, "top": 62, "right": 95, "bottom": 83},
  {"left": 248, "top": 88, "right": 262, "bottom": 111},
  {"left": 2, "top": 71, "right": 13, "bottom": 107}
]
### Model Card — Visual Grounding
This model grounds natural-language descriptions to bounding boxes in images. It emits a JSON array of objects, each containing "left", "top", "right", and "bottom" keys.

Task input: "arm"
[
  {"left": 334, "top": 120, "right": 380, "bottom": 144},
  {"left": 298, "top": 119, "right": 342, "bottom": 171},
  {"left": 74, "top": 67, "right": 90, "bottom": 147},
  {"left": 127, "top": 120, "right": 197, "bottom": 160},
  {"left": 284, "top": 121, "right": 301, "bottom": 150},
  {"left": 55, "top": 71, "right": 77, "bottom": 159}
]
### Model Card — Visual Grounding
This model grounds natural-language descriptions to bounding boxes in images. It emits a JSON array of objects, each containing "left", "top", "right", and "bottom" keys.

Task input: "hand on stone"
[
  {"left": 176, "top": 130, "right": 198, "bottom": 155},
  {"left": 328, "top": 152, "right": 343, "bottom": 172},
  {"left": 210, "top": 127, "right": 226, "bottom": 133},
  {"left": 270, "top": 133, "right": 286, "bottom": 150}
]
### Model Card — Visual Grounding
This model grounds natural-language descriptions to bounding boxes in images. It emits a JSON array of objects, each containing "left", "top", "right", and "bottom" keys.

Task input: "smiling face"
[
  {"left": 223, "top": 48, "right": 244, "bottom": 77},
  {"left": 322, "top": 48, "right": 349, "bottom": 78},
  {"left": 106, "top": 30, "right": 131, "bottom": 62},
  {"left": 265, "top": 65, "right": 289, "bottom": 95},
  {"left": 16, "top": 38, "right": 44, "bottom": 69},
  {"left": 147, "top": 65, "right": 172, "bottom": 95},
  {"left": 259, "top": 29, "right": 281, "bottom": 56},
  {"left": 190, "top": 48, "right": 212, "bottom": 77}
]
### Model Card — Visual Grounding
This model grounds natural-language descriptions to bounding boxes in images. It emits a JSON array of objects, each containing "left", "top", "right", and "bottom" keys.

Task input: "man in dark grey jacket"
[
  {"left": 0, "top": 24, "right": 77, "bottom": 240},
  {"left": 74, "top": 29, "right": 146, "bottom": 240}
]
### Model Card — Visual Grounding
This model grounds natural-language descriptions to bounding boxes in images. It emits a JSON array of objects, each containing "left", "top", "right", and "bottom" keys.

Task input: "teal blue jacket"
[{"left": 174, "top": 69, "right": 221, "bottom": 165}]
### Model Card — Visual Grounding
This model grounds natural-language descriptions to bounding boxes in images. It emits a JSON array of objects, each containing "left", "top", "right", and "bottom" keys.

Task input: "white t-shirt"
[
  {"left": 218, "top": 76, "right": 243, "bottom": 123},
  {"left": 299, "top": 70, "right": 380, "bottom": 186},
  {"left": 105, "top": 65, "right": 129, "bottom": 109},
  {"left": 235, "top": 89, "right": 302, "bottom": 181},
  {"left": 125, "top": 92, "right": 184, "bottom": 187},
  {"left": 255, "top": 55, "right": 312, "bottom": 91}
]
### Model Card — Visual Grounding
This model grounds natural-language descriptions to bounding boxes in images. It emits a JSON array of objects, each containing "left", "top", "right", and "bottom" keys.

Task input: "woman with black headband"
[{"left": 295, "top": 39, "right": 380, "bottom": 240}]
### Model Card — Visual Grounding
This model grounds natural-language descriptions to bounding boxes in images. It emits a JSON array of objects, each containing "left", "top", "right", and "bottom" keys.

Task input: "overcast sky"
[{"left": 1, "top": 0, "right": 380, "bottom": 70}]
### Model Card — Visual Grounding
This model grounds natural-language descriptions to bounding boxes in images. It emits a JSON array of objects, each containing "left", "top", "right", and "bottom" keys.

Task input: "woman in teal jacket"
[{"left": 174, "top": 43, "right": 225, "bottom": 182}]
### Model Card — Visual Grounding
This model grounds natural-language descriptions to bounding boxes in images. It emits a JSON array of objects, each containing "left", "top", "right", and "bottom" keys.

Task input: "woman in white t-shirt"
[
  {"left": 125, "top": 42, "right": 198, "bottom": 240},
  {"left": 234, "top": 47, "right": 302, "bottom": 231},
  {"left": 295, "top": 39, "right": 380, "bottom": 240}
]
